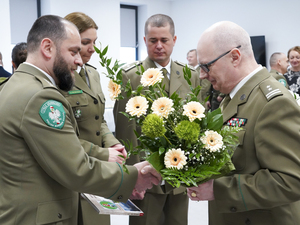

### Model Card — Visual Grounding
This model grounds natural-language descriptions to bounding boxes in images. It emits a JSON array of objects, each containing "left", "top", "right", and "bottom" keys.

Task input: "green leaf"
[
  {"left": 94, "top": 45, "right": 100, "bottom": 54},
  {"left": 207, "top": 108, "right": 223, "bottom": 130},
  {"left": 159, "top": 147, "right": 165, "bottom": 155},
  {"left": 102, "top": 45, "right": 108, "bottom": 56},
  {"left": 147, "top": 151, "right": 165, "bottom": 172}
]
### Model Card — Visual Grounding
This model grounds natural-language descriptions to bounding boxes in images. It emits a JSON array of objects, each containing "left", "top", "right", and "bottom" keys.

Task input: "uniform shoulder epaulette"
[
  {"left": 174, "top": 60, "right": 196, "bottom": 71},
  {"left": 122, "top": 61, "right": 142, "bottom": 72},
  {"left": 85, "top": 63, "right": 97, "bottom": 70},
  {"left": 259, "top": 80, "right": 283, "bottom": 101}
]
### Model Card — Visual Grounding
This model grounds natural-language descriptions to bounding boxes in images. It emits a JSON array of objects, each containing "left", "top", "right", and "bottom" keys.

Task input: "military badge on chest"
[
  {"left": 226, "top": 117, "right": 247, "bottom": 127},
  {"left": 74, "top": 109, "right": 82, "bottom": 118}
]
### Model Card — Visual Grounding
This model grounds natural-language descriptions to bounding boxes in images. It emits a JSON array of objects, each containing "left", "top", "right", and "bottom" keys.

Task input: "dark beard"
[{"left": 53, "top": 53, "right": 74, "bottom": 91}]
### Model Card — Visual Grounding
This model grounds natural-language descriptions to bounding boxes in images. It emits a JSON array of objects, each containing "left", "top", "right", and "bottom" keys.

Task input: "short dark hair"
[
  {"left": 144, "top": 14, "right": 175, "bottom": 37},
  {"left": 187, "top": 49, "right": 197, "bottom": 56},
  {"left": 27, "top": 15, "right": 68, "bottom": 53},
  {"left": 12, "top": 42, "right": 27, "bottom": 68}
]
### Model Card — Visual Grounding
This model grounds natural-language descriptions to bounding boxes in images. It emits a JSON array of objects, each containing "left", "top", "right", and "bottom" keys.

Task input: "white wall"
[{"left": 0, "top": 0, "right": 12, "bottom": 73}]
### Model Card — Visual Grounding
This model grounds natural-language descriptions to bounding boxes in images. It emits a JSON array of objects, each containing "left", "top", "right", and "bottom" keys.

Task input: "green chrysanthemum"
[
  {"left": 174, "top": 120, "right": 200, "bottom": 143},
  {"left": 142, "top": 114, "right": 166, "bottom": 138}
]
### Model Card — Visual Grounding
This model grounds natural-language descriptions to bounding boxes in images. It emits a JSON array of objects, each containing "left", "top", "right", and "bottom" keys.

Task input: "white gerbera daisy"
[
  {"left": 182, "top": 101, "right": 205, "bottom": 122},
  {"left": 151, "top": 97, "right": 174, "bottom": 118},
  {"left": 108, "top": 79, "right": 121, "bottom": 101},
  {"left": 140, "top": 68, "right": 164, "bottom": 87},
  {"left": 200, "top": 130, "right": 223, "bottom": 152},
  {"left": 164, "top": 148, "right": 187, "bottom": 169},
  {"left": 125, "top": 96, "right": 148, "bottom": 117}
]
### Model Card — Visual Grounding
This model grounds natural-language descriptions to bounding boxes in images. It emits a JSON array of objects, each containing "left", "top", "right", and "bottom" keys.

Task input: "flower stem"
[{"left": 164, "top": 134, "right": 172, "bottom": 145}]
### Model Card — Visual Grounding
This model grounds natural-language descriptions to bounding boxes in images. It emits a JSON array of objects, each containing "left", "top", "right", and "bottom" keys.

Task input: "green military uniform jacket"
[
  {"left": 269, "top": 69, "right": 289, "bottom": 89},
  {"left": 209, "top": 68, "right": 300, "bottom": 225},
  {"left": 59, "top": 64, "right": 120, "bottom": 225},
  {"left": 195, "top": 66, "right": 211, "bottom": 105},
  {"left": 0, "top": 64, "right": 137, "bottom": 225},
  {"left": 114, "top": 57, "right": 200, "bottom": 195}
]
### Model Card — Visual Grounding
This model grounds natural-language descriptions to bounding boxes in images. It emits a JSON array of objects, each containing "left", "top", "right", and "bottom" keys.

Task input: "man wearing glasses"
[{"left": 187, "top": 21, "right": 300, "bottom": 225}]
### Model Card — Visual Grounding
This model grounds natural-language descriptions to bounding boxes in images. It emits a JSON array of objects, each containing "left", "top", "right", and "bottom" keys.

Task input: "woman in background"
[
  {"left": 284, "top": 46, "right": 300, "bottom": 94},
  {"left": 63, "top": 12, "right": 126, "bottom": 225}
]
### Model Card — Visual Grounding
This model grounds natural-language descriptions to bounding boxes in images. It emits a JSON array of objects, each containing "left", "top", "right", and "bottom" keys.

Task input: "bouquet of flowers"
[{"left": 95, "top": 44, "right": 241, "bottom": 188}]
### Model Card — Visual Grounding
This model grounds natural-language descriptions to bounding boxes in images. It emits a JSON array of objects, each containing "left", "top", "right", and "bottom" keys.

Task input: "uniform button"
[
  {"left": 230, "top": 207, "right": 237, "bottom": 212},
  {"left": 76, "top": 101, "right": 80, "bottom": 105},
  {"left": 240, "top": 94, "right": 246, "bottom": 100},
  {"left": 94, "top": 99, "right": 98, "bottom": 104},
  {"left": 117, "top": 195, "right": 123, "bottom": 200},
  {"left": 96, "top": 131, "right": 100, "bottom": 136},
  {"left": 95, "top": 115, "right": 99, "bottom": 120},
  {"left": 245, "top": 218, "right": 251, "bottom": 225},
  {"left": 57, "top": 213, "right": 62, "bottom": 219}
]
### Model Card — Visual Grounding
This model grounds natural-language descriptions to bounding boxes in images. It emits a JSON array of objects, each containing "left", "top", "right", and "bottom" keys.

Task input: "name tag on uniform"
[
  {"left": 68, "top": 90, "right": 83, "bottom": 95},
  {"left": 226, "top": 118, "right": 247, "bottom": 127}
]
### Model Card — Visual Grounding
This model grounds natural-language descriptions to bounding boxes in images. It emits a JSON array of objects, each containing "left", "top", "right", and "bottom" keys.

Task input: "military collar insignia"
[
  {"left": 74, "top": 109, "right": 82, "bottom": 118},
  {"left": 39, "top": 100, "right": 66, "bottom": 129},
  {"left": 226, "top": 117, "right": 247, "bottom": 127}
]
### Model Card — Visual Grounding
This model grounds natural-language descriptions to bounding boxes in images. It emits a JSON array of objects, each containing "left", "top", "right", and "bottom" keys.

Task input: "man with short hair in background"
[
  {"left": 114, "top": 14, "right": 200, "bottom": 225},
  {"left": 269, "top": 52, "right": 289, "bottom": 88}
]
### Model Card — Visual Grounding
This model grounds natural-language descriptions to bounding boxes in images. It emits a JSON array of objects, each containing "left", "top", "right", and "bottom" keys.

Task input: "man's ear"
[
  {"left": 40, "top": 38, "right": 54, "bottom": 60},
  {"left": 231, "top": 48, "right": 241, "bottom": 66},
  {"left": 12, "top": 61, "right": 16, "bottom": 70}
]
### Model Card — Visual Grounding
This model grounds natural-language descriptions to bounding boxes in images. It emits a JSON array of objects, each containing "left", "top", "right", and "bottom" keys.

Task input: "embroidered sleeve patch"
[
  {"left": 39, "top": 100, "right": 66, "bottom": 129},
  {"left": 278, "top": 78, "right": 287, "bottom": 87},
  {"left": 226, "top": 118, "right": 247, "bottom": 127}
]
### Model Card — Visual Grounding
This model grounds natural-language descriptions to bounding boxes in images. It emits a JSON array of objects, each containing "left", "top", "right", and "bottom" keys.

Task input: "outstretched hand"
[
  {"left": 133, "top": 161, "right": 161, "bottom": 192},
  {"left": 130, "top": 189, "right": 146, "bottom": 200}
]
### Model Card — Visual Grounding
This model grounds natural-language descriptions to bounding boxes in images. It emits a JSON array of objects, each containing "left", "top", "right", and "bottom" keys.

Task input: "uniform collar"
[
  {"left": 154, "top": 60, "right": 172, "bottom": 75},
  {"left": 23, "top": 62, "right": 56, "bottom": 87},
  {"left": 230, "top": 65, "right": 262, "bottom": 99}
]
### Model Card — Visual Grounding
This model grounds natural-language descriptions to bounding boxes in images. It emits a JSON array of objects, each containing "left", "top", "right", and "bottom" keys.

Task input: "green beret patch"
[{"left": 39, "top": 100, "right": 66, "bottom": 129}]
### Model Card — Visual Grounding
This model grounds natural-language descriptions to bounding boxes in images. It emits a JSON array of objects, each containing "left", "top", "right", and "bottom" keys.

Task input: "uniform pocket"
[{"left": 36, "top": 198, "right": 73, "bottom": 225}]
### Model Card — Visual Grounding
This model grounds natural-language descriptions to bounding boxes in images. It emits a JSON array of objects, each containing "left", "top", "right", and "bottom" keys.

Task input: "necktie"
[
  {"left": 220, "top": 94, "right": 231, "bottom": 111},
  {"left": 161, "top": 68, "right": 170, "bottom": 95},
  {"left": 79, "top": 68, "right": 87, "bottom": 84}
]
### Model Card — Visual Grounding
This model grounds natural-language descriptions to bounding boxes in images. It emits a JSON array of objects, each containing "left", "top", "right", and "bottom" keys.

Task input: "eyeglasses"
[{"left": 199, "top": 45, "right": 241, "bottom": 73}]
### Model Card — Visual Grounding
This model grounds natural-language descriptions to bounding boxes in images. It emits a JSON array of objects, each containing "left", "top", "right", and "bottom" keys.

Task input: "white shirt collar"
[
  {"left": 24, "top": 62, "right": 56, "bottom": 87},
  {"left": 77, "top": 64, "right": 86, "bottom": 73},
  {"left": 230, "top": 65, "right": 263, "bottom": 99},
  {"left": 154, "top": 60, "right": 172, "bottom": 79}
]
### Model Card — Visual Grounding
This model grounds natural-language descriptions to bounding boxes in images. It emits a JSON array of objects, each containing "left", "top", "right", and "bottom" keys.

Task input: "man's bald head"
[
  {"left": 197, "top": 21, "right": 259, "bottom": 94},
  {"left": 198, "top": 21, "right": 253, "bottom": 58}
]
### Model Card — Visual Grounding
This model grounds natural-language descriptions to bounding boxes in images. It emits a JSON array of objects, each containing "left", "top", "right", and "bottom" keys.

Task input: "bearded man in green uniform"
[
  {"left": 0, "top": 15, "right": 161, "bottom": 225},
  {"left": 114, "top": 14, "right": 200, "bottom": 225},
  {"left": 187, "top": 21, "right": 300, "bottom": 225}
]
